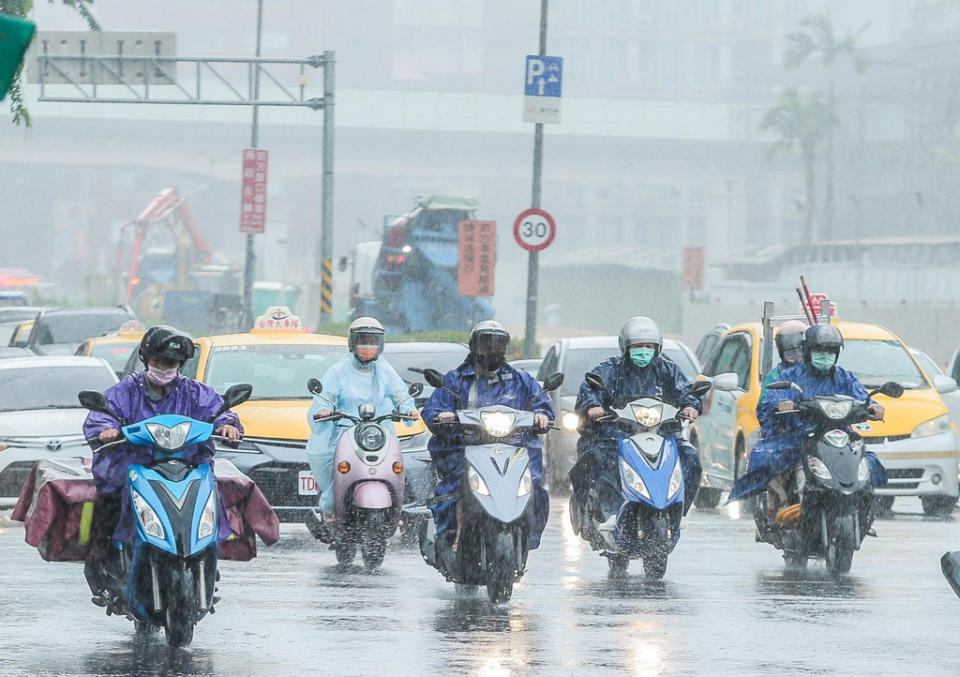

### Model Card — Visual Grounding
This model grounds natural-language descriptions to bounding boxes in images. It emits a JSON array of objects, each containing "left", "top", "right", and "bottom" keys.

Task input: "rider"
[
  {"left": 732, "top": 323, "right": 887, "bottom": 511},
  {"left": 306, "top": 316, "right": 419, "bottom": 522},
  {"left": 570, "top": 316, "right": 704, "bottom": 524},
  {"left": 759, "top": 319, "right": 807, "bottom": 400},
  {"left": 82, "top": 326, "right": 243, "bottom": 593},
  {"left": 422, "top": 320, "right": 554, "bottom": 549}
]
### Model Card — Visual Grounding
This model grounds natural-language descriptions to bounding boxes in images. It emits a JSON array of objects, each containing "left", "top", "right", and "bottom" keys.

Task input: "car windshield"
[
  {"left": 911, "top": 350, "right": 942, "bottom": 377},
  {"left": 0, "top": 365, "right": 116, "bottom": 411},
  {"left": 838, "top": 339, "right": 928, "bottom": 390},
  {"left": 37, "top": 312, "right": 132, "bottom": 345},
  {"left": 204, "top": 344, "right": 347, "bottom": 399},
  {"left": 559, "top": 347, "right": 619, "bottom": 395},
  {"left": 383, "top": 344, "right": 469, "bottom": 396},
  {"left": 91, "top": 342, "right": 137, "bottom": 372},
  {"left": 662, "top": 345, "right": 698, "bottom": 380}
]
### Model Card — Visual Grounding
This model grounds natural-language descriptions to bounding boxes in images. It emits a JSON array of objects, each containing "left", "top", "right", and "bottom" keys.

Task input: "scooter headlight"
[
  {"left": 560, "top": 411, "right": 580, "bottom": 432},
  {"left": 198, "top": 491, "right": 217, "bottom": 540},
  {"left": 668, "top": 458, "right": 684, "bottom": 498},
  {"left": 131, "top": 489, "right": 165, "bottom": 540},
  {"left": 467, "top": 464, "right": 490, "bottom": 496},
  {"left": 858, "top": 458, "right": 871, "bottom": 482},
  {"left": 808, "top": 456, "right": 833, "bottom": 481},
  {"left": 822, "top": 429, "right": 850, "bottom": 448},
  {"left": 145, "top": 421, "right": 192, "bottom": 451},
  {"left": 620, "top": 458, "right": 651, "bottom": 499},
  {"left": 817, "top": 398, "right": 853, "bottom": 421},
  {"left": 517, "top": 467, "right": 533, "bottom": 497},
  {"left": 356, "top": 423, "right": 387, "bottom": 451},
  {"left": 631, "top": 404, "right": 662, "bottom": 428},
  {"left": 481, "top": 411, "right": 517, "bottom": 438}
]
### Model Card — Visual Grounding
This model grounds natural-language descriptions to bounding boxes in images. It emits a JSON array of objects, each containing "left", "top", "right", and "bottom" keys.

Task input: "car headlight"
[
  {"left": 467, "top": 464, "right": 490, "bottom": 496},
  {"left": 131, "top": 489, "right": 165, "bottom": 540},
  {"left": 399, "top": 430, "right": 429, "bottom": 451},
  {"left": 620, "top": 458, "right": 651, "bottom": 499},
  {"left": 356, "top": 423, "right": 387, "bottom": 451},
  {"left": 145, "top": 421, "right": 192, "bottom": 451},
  {"left": 858, "top": 458, "right": 871, "bottom": 482},
  {"left": 631, "top": 404, "right": 663, "bottom": 428},
  {"left": 517, "top": 467, "right": 533, "bottom": 497},
  {"left": 668, "top": 458, "right": 683, "bottom": 498},
  {"left": 198, "top": 491, "right": 217, "bottom": 540},
  {"left": 808, "top": 456, "right": 833, "bottom": 481},
  {"left": 817, "top": 398, "right": 853, "bottom": 420},
  {"left": 912, "top": 415, "right": 950, "bottom": 439},
  {"left": 560, "top": 411, "right": 580, "bottom": 432},
  {"left": 481, "top": 411, "right": 517, "bottom": 438},
  {"left": 822, "top": 429, "right": 850, "bottom": 448}
]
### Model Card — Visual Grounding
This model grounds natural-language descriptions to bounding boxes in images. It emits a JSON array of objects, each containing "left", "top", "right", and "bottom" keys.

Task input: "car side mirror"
[
  {"left": 688, "top": 379, "right": 713, "bottom": 398},
  {"left": 584, "top": 372, "right": 608, "bottom": 392},
  {"left": 713, "top": 372, "right": 741, "bottom": 392},
  {"left": 541, "top": 372, "right": 564, "bottom": 392},
  {"left": 423, "top": 368, "right": 445, "bottom": 389},
  {"left": 78, "top": 390, "right": 123, "bottom": 421},
  {"left": 879, "top": 381, "right": 905, "bottom": 399},
  {"left": 307, "top": 378, "right": 323, "bottom": 396},
  {"left": 933, "top": 374, "right": 957, "bottom": 395},
  {"left": 408, "top": 382, "right": 424, "bottom": 398}
]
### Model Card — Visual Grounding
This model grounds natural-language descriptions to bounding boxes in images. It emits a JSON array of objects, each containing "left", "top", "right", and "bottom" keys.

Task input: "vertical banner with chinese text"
[
  {"left": 458, "top": 220, "right": 496, "bottom": 296},
  {"left": 240, "top": 148, "right": 269, "bottom": 234}
]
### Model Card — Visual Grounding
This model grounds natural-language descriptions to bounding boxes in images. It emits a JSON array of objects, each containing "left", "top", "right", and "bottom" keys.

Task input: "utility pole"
[
  {"left": 242, "top": 0, "right": 264, "bottom": 329},
  {"left": 318, "top": 50, "right": 335, "bottom": 324},
  {"left": 523, "top": 0, "right": 547, "bottom": 359}
]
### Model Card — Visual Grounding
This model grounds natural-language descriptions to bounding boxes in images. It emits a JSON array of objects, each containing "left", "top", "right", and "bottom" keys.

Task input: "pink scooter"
[{"left": 305, "top": 378, "right": 422, "bottom": 570}]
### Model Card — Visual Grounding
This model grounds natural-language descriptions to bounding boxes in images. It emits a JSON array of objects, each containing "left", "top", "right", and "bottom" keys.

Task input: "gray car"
[
  {"left": 26, "top": 306, "right": 136, "bottom": 356},
  {"left": 538, "top": 335, "right": 700, "bottom": 491}
]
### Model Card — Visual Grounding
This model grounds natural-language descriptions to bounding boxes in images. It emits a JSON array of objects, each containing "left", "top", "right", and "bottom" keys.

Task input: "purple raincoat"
[{"left": 82, "top": 372, "right": 242, "bottom": 542}]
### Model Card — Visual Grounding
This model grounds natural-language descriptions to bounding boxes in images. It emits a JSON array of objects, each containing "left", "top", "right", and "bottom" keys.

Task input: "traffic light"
[{"left": 0, "top": 13, "right": 36, "bottom": 100}]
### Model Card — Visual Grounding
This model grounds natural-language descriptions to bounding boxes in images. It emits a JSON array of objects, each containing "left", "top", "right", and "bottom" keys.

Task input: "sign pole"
[
  {"left": 524, "top": 0, "right": 548, "bottom": 359},
  {"left": 242, "top": 0, "right": 264, "bottom": 329}
]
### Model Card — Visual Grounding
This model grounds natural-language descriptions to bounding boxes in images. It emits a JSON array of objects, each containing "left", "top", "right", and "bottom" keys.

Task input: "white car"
[
  {"left": 538, "top": 335, "right": 701, "bottom": 491},
  {"left": 0, "top": 356, "right": 118, "bottom": 507}
]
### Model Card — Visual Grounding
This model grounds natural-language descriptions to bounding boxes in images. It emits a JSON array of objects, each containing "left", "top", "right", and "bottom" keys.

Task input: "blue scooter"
[
  {"left": 78, "top": 384, "right": 251, "bottom": 647},
  {"left": 572, "top": 374, "right": 711, "bottom": 578}
]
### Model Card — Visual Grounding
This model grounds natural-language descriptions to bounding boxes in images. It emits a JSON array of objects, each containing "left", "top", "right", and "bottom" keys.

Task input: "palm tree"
[
  {"left": 760, "top": 88, "right": 836, "bottom": 244},
  {"left": 784, "top": 10, "right": 869, "bottom": 236}
]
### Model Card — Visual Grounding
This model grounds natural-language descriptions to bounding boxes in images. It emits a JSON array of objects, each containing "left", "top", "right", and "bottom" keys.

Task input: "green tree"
[
  {"left": 784, "top": 9, "right": 869, "bottom": 235},
  {"left": 1, "top": 0, "right": 99, "bottom": 126},
  {"left": 760, "top": 88, "right": 836, "bottom": 243}
]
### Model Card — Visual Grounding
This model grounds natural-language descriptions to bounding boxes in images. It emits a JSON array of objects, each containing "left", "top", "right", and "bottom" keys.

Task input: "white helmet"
[
  {"left": 348, "top": 316, "right": 385, "bottom": 362},
  {"left": 618, "top": 316, "right": 663, "bottom": 357}
]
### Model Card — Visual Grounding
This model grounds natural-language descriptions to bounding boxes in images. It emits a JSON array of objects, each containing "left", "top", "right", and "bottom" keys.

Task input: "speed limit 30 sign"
[{"left": 513, "top": 208, "right": 556, "bottom": 252}]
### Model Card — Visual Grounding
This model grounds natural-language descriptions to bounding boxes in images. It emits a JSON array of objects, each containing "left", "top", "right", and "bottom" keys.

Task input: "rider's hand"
[
  {"left": 680, "top": 407, "right": 699, "bottom": 421},
  {"left": 437, "top": 411, "right": 456, "bottom": 423},
  {"left": 313, "top": 408, "right": 333, "bottom": 421},
  {"left": 99, "top": 428, "right": 121, "bottom": 443},
  {"left": 216, "top": 424, "right": 241, "bottom": 442},
  {"left": 408, "top": 409, "right": 421, "bottom": 420},
  {"left": 776, "top": 400, "right": 797, "bottom": 413},
  {"left": 534, "top": 413, "right": 550, "bottom": 430},
  {"left": 587, "top": 406, "right": 606, "bottom": 421},
  {"left": 868, "top": 403, "right": 885, "bottom": 421}
]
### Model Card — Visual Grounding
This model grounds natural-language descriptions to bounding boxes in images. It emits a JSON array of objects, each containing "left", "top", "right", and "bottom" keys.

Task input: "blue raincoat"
[
  {"left": 82, "top": 372, "right": 242, "bottom": 542},
  {"left": 570, "top": 355, "right": 704, "bottom": 515},
  {"left": 422, "top": 361, "right": 554, "bottom": 548},
  {"left": 729, "top": 362, "right": 888, "bottom": 501},
  {"left": 305, "top": 354, "right": 415, "bottom": 512}
]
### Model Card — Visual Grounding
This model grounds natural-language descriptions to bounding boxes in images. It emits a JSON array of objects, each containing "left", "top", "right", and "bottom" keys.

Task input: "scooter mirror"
[
  {"left": 307, "top": 378, "right": 323, "bottom": 396},
  {"left": 941, "top": 551, "right": 960, "bottom": 599},
  {"left": 423, "top": 368, "right": 445, "bottom": 389},
  {"left": 688, "top": 379, "right": 713, "bottom": 398},
  {"left": 879, "top": 381, "right": 905, "bottom": 399},
  {"left": 767, "top": 381, "right": 793, "bottom": 390},
  {"left": 541, "top": 372, "right": 564, "bottom": 392},
  {"left": 214, "top": 383, "right": 253, "bottom": 419},
  {"left": 78, "top": 390, "right": 120, "bottom": 420},
  {"left": 584, "top": 372, "right": 608, "bottom": 392},
  {"left": 408, "top": 381, "right": 424, "bottom": 398}
]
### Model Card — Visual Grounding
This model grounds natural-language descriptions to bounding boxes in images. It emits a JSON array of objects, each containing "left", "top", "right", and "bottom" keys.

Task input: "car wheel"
[
  {"left": 693, "top": 487, "right": 722, "bottom": 510},
  {"left": 872, "top": 495, "right": 894, "bottom": 517},
  {"left": 921, "top": 495, "right": 956, "bottom": 518},
  {"left": 546, "top": 437, "right": 571, "bottom": 494}
]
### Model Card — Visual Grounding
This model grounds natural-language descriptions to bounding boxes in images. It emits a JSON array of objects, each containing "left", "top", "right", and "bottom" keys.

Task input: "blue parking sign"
[{"left": 524, "top": 55, "right": 563, "bottom": 97}]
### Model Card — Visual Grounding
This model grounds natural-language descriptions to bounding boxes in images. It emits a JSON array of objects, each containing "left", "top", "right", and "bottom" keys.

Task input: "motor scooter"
[
  {"left": 756, "top": 380, "right": 903, "bottom": 574},
  {"left": 417, "top": 369, "right": 563, "bottom": 603},
  {"left": 304, "top": 379, "right": 422, "bottom": 570},
  {"left": 570, "top": 373, "right": 712, "bottom": 578},
  {"left": 77, "top": 383, "right": 252, "bottom": 647}
]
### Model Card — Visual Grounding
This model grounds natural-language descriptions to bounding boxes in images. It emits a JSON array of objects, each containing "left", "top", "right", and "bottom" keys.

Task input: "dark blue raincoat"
[
  {"left": 422, "top": 361, "right": 554, "bottom": 548},
  {"left": 729, "top": 362, "right": 887, "bottom": 502},
  {"left": 570, "top": 355, "right": 704, "bottom": 516}
]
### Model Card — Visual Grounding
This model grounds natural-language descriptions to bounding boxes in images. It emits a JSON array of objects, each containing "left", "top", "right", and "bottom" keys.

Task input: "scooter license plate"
[{"left": 298, "top": 470, "right": 318, "bottom": 496}]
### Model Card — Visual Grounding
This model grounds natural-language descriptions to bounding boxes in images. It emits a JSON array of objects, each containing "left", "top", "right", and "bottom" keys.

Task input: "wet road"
[{"left": 2, "top": 498, "right": 959, "bottom": 676}]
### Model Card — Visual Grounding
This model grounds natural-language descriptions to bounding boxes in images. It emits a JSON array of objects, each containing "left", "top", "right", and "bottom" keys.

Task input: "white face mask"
[{"left": 146, "top": 365, "right": 179, "bottom": 386}]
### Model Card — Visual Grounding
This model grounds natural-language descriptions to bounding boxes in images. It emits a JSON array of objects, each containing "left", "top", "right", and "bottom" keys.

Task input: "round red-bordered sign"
[{"left": 513, "top": 208, "right": 556, "bottom": 252}]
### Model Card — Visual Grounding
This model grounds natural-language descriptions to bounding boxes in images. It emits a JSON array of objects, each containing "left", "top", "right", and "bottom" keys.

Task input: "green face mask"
[
  {"left": 811, "top": 350, "right": 837, "bottom": 372},
  {"left": 629, "top": 347, "right": 656, "bottom": 368}
]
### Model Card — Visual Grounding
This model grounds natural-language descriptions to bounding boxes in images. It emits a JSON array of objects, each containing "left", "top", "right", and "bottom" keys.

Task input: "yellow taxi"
[
  {"left": 8, "top": 319, "right": 34, "bottom": 348},
  {"left": 74, "top": 320, "right": 146, "bottom": 376},
  {"left": 695, "top": 319, "right": 960, "bottom": 515},
  {"left": 189, "top": 307, "right": 428, "bottom": 521}
]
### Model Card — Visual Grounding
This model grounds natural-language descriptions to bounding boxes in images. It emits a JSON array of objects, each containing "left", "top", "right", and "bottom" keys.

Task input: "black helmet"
[
  {"left": 139, "top": 325, "right": 196, "bottom": 365},
  {"left": 803, "top": 324, "right": 843, "bottom": 363},
  {"left": 775, "top": 320, "right": 807, "bottom": 360},
  {"left": 469, "top": 320, "right": 510, "bottom": 372}
]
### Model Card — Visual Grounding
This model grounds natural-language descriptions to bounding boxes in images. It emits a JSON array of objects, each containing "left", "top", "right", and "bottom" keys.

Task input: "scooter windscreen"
[
  {"left": 121, "top": 414, "right": 215, "bottom": 453},
  {"left": 464, "top": 445, "right": 534, "bottom": 524}
]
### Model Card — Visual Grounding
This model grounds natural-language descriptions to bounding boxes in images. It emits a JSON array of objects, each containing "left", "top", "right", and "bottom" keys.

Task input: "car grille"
[
  {"left": 861, "top": 434, "right": 911, "bottom": 445},
  {"left": 887, "top": 468, "right": 924, "bottom": 479},
  {"left": 0, "top": 461, "right": 36, "bottom": 498},
  {"left": 245, "top": 461, "right": 316, "bottom": 522}
]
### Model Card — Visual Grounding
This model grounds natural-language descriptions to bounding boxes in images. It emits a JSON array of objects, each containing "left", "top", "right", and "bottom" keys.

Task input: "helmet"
[
  {"left": 618, "top": 316, "right": 663, "bottom": 357},
  {"left": 348, "top": 316, "right": 385, "bottom": 363},
  {"left": 774, "top": 320, "right": 807, "bottom": 360},
  {"left": 804, "top": 324, "right": 844, "bottom": 364},
  {"left": 468, "top": 320, "right": 510, "bottom": 372},
  {"left": 138, "top": 325, "right": 195, "bottom": 366}
]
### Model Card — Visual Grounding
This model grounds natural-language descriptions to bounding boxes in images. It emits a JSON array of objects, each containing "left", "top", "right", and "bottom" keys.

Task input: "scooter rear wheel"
[{"left": 335, "top": 541, "right": 357, "bottom": 567}]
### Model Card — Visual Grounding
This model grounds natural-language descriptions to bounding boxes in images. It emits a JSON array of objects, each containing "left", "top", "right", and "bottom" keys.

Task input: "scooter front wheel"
[
  {"left": 163, "top": 563, "right": 197, "bottom": 648},
  {"left": 607, "top": 554, "right": 629, "bottom": 577},
  {"left": 335, "top": 541, "right": 357, "bottom": 567},
  {"left": 643, "top": 554, "right": 668, "bottom": 580},
  {"left": 486, "top": 531, "right": 516, "bottom": 604},
  {"left": 825, "top": 513, "right": 855, "bottom": 575}
]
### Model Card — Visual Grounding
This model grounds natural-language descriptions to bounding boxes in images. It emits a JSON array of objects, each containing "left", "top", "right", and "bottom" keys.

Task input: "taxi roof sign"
[{"left": 252, "top": 306, "right": 304, "bottom": 332}]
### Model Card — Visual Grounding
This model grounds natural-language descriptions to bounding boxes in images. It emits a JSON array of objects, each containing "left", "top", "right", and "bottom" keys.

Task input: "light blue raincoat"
[{"left": 305, "top": 354, "right": 415, "bottom": 511}]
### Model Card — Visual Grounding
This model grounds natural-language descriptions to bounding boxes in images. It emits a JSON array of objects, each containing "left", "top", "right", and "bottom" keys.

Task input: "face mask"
[
  {"left": 782, "top": 347, "right": 803, "bottom": 366},
  {"left": 630, "top": 347, "right": 656, "bottom": 368},
  {"left": 146, "top": 365, "right": 179, "bottom": 386},
  {"left": 810, "top": 350, "right": 837, "bottom": 372},
  {"left": 355, "top": 346, "right": 379, "bottom": 363}
]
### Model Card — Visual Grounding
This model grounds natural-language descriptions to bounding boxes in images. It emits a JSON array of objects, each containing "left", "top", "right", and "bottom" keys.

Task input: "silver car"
[
  {"left": 538, "top": 335, "right": 700, "bottom": 491},
  {"left": 0, "top": 355, "right": 118, "bottom": 506}
]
